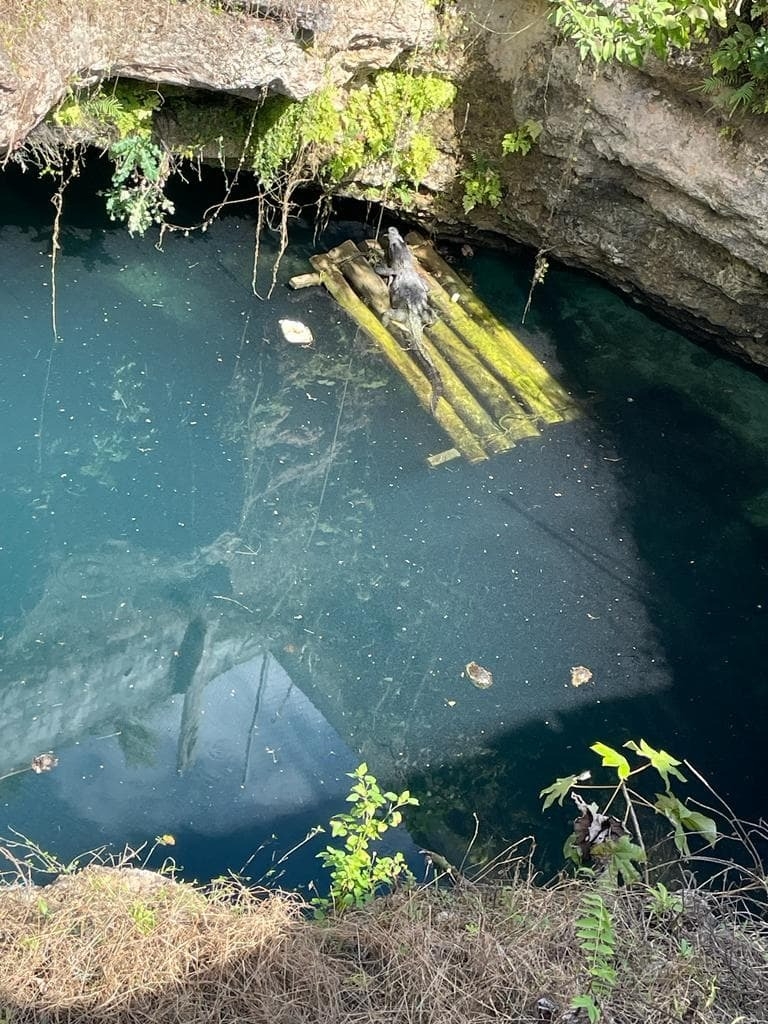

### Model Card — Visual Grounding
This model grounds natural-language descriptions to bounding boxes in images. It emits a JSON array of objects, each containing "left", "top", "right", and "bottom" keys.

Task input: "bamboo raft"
[{"left": 300, "top": 233, "right": 579, "bottom": 465}]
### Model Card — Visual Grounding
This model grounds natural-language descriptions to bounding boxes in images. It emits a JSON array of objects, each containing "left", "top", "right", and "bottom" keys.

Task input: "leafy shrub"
[
  {"left": 103, "top": 136, "right": 174, "bottom": 237},
  {"left": 460, "top": 157, "right": 502, "bottom": 213},
  {"left": 501, "top": 119, "right": 542, "bottom": 156},
  {"left": 248, "top": 72, "right": 455, "bottom": 192},
  {"left": 704, "top": 9, "right": 768, "bottom": 114},
  {"left": 549, "top": 0, "right": 728, "bottom": 65},
  {"left": 314, "top": 763, "right": 418, "bottom": 914}
]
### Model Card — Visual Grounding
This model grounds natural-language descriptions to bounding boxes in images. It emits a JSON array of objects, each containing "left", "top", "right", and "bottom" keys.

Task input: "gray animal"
[{"left": 376, "top": 227, "right": 444, "bottom": 413}]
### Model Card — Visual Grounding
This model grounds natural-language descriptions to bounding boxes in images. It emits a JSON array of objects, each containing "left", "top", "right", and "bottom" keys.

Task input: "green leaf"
[
  {"left": 654, "top": 793, "right": 718, "bottom": 854},
  {"left": 623, "top": 739, "right": 686, "bottom": 788},
  {"left": 590, "top": 742, "right": 631, "bottom": 780},
  {"left": 593, "top": 834, "right": 645, "bottom": 885},
  {"left": 571, "top": 993, "right": 600, "bottom": 1024},
  {"left": 540, "top": 773, "right": 580, "bottom": 810}
]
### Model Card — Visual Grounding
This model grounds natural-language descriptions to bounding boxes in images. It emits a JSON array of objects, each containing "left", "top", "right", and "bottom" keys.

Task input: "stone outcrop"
[
  {"left": 438, "top": 0, "right": 768, "bottom": 365},
  {"left": 0, "top": 0, "right": 436, "bottom": 154}
]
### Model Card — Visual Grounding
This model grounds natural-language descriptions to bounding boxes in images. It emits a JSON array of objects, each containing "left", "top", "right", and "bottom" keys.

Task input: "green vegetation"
[
  {"left": 53, "top": 81, "right": 161, "bottom": 139},
  {"left": 103, "top": 134, "right": 174, "bottom": 236},
  {"left": 460, "top": 157, "right": 503, "bottom": 213},
  {"left": 501, "top": 119, "right": 542, "bottom": 156},
  {"left": 242, "top": 71, "right": 455, "bottom": 192},
  {"left": 458, "top": 114, "right": 541, "bottom": 217},
  {"left": 550, "top": 0, "right": 727, "bottom": 64},
  {"left": 705, "top": 5, "right": 768, "bottom": 114},
  {"left": 52, "top": 82, "right": 172, "bottom": 235},
  {"left": 572, "top": 889, "right": 617, "bottom": 1024},
  {"left": 314, "top": 762, "right": 418, "bottom": 913},
  {"left": 48, "top": 71, "right": 455, "bottom": 235},
  {"left": 0, "top": 742, "right": 766, "bottom": 1021},
  {"left": 541, "top": 739, "right": 717, "bottom": 885},
  {"left": 549, "top": 0, "right": 768, "bottom": 115}
]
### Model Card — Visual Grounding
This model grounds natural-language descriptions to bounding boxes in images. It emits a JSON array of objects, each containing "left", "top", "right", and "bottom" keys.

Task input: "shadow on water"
[{"left": 518, "top": 266, "right": 766, "bottom": 794}]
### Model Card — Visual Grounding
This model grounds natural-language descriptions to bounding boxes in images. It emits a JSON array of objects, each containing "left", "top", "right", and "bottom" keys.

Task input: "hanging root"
[
  {"left": 521, "top": 64, "right": 590, "bottom": 322},
  {"left": 521, "top": 249, "right": 550, "bottom": 324},
  {"left": 37, "top": 160, "right": 79, "bottom": 473}
]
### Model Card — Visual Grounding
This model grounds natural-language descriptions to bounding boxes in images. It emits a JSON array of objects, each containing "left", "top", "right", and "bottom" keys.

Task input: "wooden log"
[
  {"left": 426, "top": 448, "right": 461, "bottom": 468},
  {"left": 288, "top": 272, "right": 321, "bottom": 290},
  {"left": 326, "top": 242, "right": 515, "bottom": 456},
  {"left": 407, "top": 235, "right": 579, "bottom": 424},
  {"left": 361, "top": 238, "right": 538, "bottom": 444},
  {"left": 309, "top": 251, "right": 488, "bottom": 464}
]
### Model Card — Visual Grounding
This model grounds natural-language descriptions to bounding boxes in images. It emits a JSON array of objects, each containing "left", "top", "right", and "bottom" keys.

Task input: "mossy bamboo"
[
  {"left": 408, "top": 236, "right": 579, "bottom": 424},
  {"left": 424, "top": 319, "right": 540, "bottom": 444},
  {"left": 326, "top": 243, "right": 514, "bottom": 456},
  {"left": 309, "top": 252, "right": 488, "bottom": 464}
]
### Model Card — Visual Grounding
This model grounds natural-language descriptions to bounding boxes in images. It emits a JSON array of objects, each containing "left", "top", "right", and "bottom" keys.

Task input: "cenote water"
[{"left": 1, "top": 164, "right": 766, "bottom": 888}]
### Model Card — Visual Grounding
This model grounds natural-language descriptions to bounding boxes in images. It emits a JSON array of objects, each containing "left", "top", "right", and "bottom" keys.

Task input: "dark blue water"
[{"left": 1, "top": 165, "right": 766, "bottom": 883}]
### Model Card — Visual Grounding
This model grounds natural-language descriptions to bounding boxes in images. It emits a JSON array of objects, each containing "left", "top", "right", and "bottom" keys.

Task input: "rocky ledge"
[
  {"left": 0, "top": 0, "right": 437, "bottom": 154},
  {"left": 450, "top": 0, "right": 768, "bottom": 366}
]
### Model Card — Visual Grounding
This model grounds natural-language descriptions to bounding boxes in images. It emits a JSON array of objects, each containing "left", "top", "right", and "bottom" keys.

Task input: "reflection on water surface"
[{"left": 1, "top": 167, "right": 766, "bottom": 880}]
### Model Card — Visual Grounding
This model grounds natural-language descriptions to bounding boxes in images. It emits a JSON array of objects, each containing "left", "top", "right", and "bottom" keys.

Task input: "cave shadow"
[{"left": 530, "top": 277, "right": 768, "bottom": 812}]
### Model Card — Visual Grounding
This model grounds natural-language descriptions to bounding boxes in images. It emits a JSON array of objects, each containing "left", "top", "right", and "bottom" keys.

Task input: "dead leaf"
[
  {"left": 465, "top": 662, "right": 493, "bottom": 689},
  {"left": 30, "top": 752, "right": 58, "bottom": 773},
  {"left": 570, "top": 666, "right": 593, "bottom": 687}
]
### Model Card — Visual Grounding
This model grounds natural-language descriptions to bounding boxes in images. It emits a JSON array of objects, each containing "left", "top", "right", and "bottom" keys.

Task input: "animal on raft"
[{"left": 375, "top": 226, "right": 444, "bottom": 413}]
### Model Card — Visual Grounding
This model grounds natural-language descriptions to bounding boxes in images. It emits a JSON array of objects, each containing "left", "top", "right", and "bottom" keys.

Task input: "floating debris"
[
  {"left": 427, "top": 447, "right": 461, "bottom": 468},
  {"left": 570, "top": 665, "right": 593, "bottom": 687},
  {"left": 465, "top": 661, "right": 493, "bottom": 689},
  {"left": 30, "top": 752, "right": 58, "bottom": 774},
  {"left": 278, "top": 318, "right": 314, "bottom": 347}
]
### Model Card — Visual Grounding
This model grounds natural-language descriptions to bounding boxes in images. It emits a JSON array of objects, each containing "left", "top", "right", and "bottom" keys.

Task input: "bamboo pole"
[
  {"left": 424, "top": 319, "right": 540, "bottom": 445},
  {"left": 309, "top": 251, "right": 488, "bottom": 463},
  {"left": 408, "top": 235, "right": 579, "bottom": 424},
  {"left": 326, "top": 243, "right": 515, "bottom": 456}
]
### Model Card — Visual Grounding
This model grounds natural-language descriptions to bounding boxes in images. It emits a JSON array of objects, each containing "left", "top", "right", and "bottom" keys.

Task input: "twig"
[{"left": 305, "top": 349, "right": 354, "bottom": 549}]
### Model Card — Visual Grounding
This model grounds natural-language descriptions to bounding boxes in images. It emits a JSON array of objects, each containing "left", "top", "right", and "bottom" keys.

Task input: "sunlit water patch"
[{"left": 1, "top": 167, "right": 766, "bottom": 880}]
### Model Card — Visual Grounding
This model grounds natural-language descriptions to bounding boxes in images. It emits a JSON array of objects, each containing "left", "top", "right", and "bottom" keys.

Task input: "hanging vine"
[
  {"left": 34, "top": 156, "right": 81, "bottom": 472},
  {"left": 521, "top": 61, "right": 592, "bottom": 323}
]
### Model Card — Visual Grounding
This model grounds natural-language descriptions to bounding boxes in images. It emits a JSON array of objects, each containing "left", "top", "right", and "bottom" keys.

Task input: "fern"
[
  {"left": 573, "top": 889, "right": 617, "bottom": 1022},
  {"left": 728, "top": 80, "right": 757, "bottom": 111}
]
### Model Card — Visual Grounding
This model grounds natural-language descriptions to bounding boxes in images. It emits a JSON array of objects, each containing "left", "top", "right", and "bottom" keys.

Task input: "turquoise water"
[{"left": 1, "top": 164, "right": 766, "bottom": 882}]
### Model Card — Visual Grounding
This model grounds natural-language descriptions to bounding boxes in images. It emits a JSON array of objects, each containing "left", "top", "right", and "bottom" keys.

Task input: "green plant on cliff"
[
  {"left": 52, "top": 82, "right": 173, "bottom": 236},
  {"left": 702, "top": 5, "right": 768, "bottom": 115},
  {"left": 549, "top": 0, "right": 728, "bottom": 65},
  {"left": 501, "top": 119, "right": 542, "bottom": 156},
  {"left": 247, "top": 72, "right": 455, "bottom": 192},
  {"left": 571, "top": 888, "right": 618, "bottom": 1024},
  {"left": 326, "top": 71, "right": 455, "bottom": 186},
  {"left": 549, "top": 0, "right": 768, "bottom": 115},
  {"left": 460, "top": 156, "right": 502, "bottom": 214},
  {"left": 314, "top": 763, "right": 418, "bottom": 914},
  {"left": 53, "top": 81, "right": 161, "bottom": 140},
  {"left": 104, "top": 135, "right": 174, "bottom": 236},
  {"left": 541, "top": 739, "right": 718, "bottom": 884}
]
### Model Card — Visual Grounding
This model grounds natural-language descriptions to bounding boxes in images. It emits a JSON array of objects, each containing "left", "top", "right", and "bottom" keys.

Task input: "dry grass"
[{"left": 0, "top": 857, "right": 766, "bottom": 1024}]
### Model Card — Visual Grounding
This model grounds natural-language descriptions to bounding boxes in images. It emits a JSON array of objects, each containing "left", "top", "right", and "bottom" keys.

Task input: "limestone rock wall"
[
  {"left": 0, "top": 0, "right": 437, "bottom": 154},
  {"left": 448, "top": 0, "right": 768, "bottom": 364}
]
